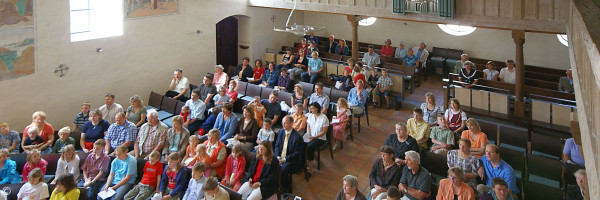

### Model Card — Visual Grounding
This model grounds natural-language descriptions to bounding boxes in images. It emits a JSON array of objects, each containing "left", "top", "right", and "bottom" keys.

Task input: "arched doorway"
[{"left": 216, "top": 16, "right": 238, "bottom": 74}]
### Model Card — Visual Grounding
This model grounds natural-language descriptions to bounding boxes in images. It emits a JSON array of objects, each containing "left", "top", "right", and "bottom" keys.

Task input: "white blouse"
[{"left": 55, "top": 155, "right": 81, "bottom": 180}]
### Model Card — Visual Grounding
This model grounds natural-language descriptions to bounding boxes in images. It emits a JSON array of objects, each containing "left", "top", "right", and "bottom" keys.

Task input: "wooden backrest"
[
  {"left": 500, "top": 147, "right": 526, "bottom": 176},
  {"left": 552, "top": 104, "right": 573, "bottom": 127},
  {"left": 160, "top": 96, "right": 178, "bottom": 114},
  {"left": 478, "top": 120, "right": 498, "bottom": 144},
  {"left": 471, "top": 89, "right": 489, "bottom": 111},
  {"left": 531, "top": 132, "right": 563, "bottom": 159},
  {"left": 43, "top": 154, "right": 62, "bottom": 175},
  {"left": 319, "top": 52, "right": 343, "bottom": 62},
  {"left": 148, "top": 91, "right": 163, "bottom": 109},
  {"left": 531, "top": 99, "right": 552, "bottom": 123},
  {"left": 174, "top": 101, "right": 184, "bottom": 115},
  {"left": 265, "top": 52, "right": 276, "bottom": 63},
  {"left": 446, "top": 49, "right": 464, "bottom": 60},
  {"left": 431, "top": 47, "right": 448, "bottom": 58},
  {"left": 523, "top": 180, "right": 563, "bottom": 200},
  {"left": 499, "top": 126, "right": 528, "bottom": 149},
  {"left": 489, "top": 92, "right": 509, "bottom": 115},
  {"left": 527, "top": 154, "right": 563, "bottom": 182},
  {"left": 453, "top": 86, "right": 471, "bottom": 108}
]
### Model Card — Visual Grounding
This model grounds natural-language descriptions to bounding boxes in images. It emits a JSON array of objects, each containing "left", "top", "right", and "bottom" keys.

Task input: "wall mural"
[
  {"left": 0, "top": 0, "right": 35, "bottom": 81},
  {"left": 125, "top": 0, "right": 180, "bottom": 19}
]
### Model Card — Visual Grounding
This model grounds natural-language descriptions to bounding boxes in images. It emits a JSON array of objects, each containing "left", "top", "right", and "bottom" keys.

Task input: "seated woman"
[
  {"left": 249, "top": 59, "right": 265, "bottom": 84},
  {"left": 233, "top": 106, "right": 259, "bottom": 152},
  {"left": 125, "top": 95, "right": 147, "bottom": 129},
  {"left": 483, "top": 61, "right": 499, "bottom": 81},
  {"left": 277, "top": 48, "right": 295, "bottom": 71},
  {"left": 420, "top": 92, "right": 444, "bottom": 126},
  {"left": 162, "top": 116, "right": 190, "bottom": 159},
  {"left": 22, "top": 111, "right": 54, "bottom": 154},
  {"left": 445, "top": 98, "right": 467, "bottom": 143},
  {"left": 403, "top": 48, "right": 419, "bottom": 68},
  {"left": 213, "top": 64, "right": 229, "bottom": 88},
  {"left": 0, "top": 148, "right": 22, "bottom": 184},
  {"left": 213, "top": 103, "right": 239, "bottom": 143},
  {"left": 50, "top": 174, "right": 80, "bottom": 200},
  {"left": 334, "top": 39, "right": 350, "bottom": 56},
  {"left": 460, "top": 118, "right": 488, "bottom": 158},
  {"left": 447, "top": 138, "right": 483, "bottom": 188},
  {"left": 380, "top": 39, "right": 394, "bottom": 57},
  {"left": 458, "top": 61, "right": 479, "bottom": 88},
  {"left": 80, "top": 109, "right": 110, "bottom": 153},
  {"left": 291, "top": 84, "right": 308, "bottom": 114},
  {"left": 202, "top": 129, "right": 227, "bottom": 178},
  {"left": 276, "top": 68, "right": 292, "bottom": 91},
  {"left": 288, "top": 49, "right": 308, "bottom": 82},
  {"left": 261, "top": 62, "right": 279, "bottom": 88},
  {"left": 479, "top": 178, "right": 516, "bottom": 200},
  {"left": 335, "top": 175, "right": 367, "bottom": 200},
  {"left": 238, "top": 141, "right": 280, "bottom": 200},
  {"left": 53, "top": 145, "right": 80, "bottom": 184},
  {"left": 305, "top": 102, "right": 329, "bottom": 178},
  {"left": 436, "top": 167, "right": 476, "bottom": 200},
  {"left": 234, "top": 57, "right": 254, "bottom": 82},
  {"left": 369, "top": 145, "right": 402, "bottom": 200}
]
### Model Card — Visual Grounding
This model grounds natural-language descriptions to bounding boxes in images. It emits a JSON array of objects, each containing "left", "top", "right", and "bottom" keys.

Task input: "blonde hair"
[
  {"left": 60, "top": 144, "right": 76, "bottom": 161},
  {"left": 466, "top": 118, "right": 480, "bottom": 131},
  {"left": 30, "top": 111, "right": 47, "bottom": 126},
  {"left": 207, "top": 129, "right": 220, "bottom": 138},
  {"left": 149, "top": 151, "right": 161, "bottom": 159},
  {"left": 172, "top": 115, "right": 184, "bottom": 125},
  {"left": 0, "top": 123, "right": 7, "bottom": 129},
  {"left": 130, "top": 95, "right": 144, "bottom": 106},
  {"left": 189, "top": 135, "right": 199, "bottom": 142},
  {"left": 58, "top": 126, "right": 71, "bottom": 136},
  {"left": 26, "top": 149, "right": 41, "bottom": 164},
  {"left": 196, "top": 144, "right": 206, "bottom": 153},
  {"left": 337, "top": 98, "right": 349, "bottom": 109},
  {"left": 424, "top": 92, "right": 436, "bottom": 105},
  {"left": 27, "top": 126, "right": 40, "bottom": 135},
  {"left": 295, "top": 103, "right": 304, "bottom": 111}
]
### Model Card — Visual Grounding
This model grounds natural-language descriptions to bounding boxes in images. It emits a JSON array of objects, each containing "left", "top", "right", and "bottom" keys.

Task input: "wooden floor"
[{"left": 289, "top": 74, "right": 444, "bottom": 199}]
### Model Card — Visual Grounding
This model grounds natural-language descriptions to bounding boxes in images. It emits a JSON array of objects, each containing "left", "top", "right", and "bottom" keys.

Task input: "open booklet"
[{"left": 98, "top": 188, "right": 116, "bottom": 199}]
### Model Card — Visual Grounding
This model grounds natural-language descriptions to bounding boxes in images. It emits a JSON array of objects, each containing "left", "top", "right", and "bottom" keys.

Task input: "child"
[
  {"left": 430, "top": 115, "right": 455, "bottom": 155},
  {"left": 53, "top": 144, "right": 80, "bottom": 184},
  {"left": 51, "top": 126, "right": 76, "bottom": 153},
  {"left": 182, "top": 162, "right": 207, "bottom": 200},
  {"left": 221, "top": 144, "right": 246, "bottom": 191},
  {"left": 80, "top": 139, "right": 111, "bottom": 200},
  {"left": 336, "top": 68, "right": 354, "bottom": 92},
  {"left": 17, "top": 168, "right": 49, "bottom": 200},
  {"left": 212, "top": 85, "right": 230, "bottom": 107},
  {"left": 197, "top": 107, "right": 220, "bottom": 136},
  {"left": 180, "top": 106, "right": 190, "bottom": 123},
  {"left": 159, "top": 153, "right": 188, "bottom": 200},
  {"left": 276, "top": 68, "right": 292, "bottom": 91},
  {"left": 49, "top": 174, "right": 79, "bottom": 200},
  {"left": 22, "top": 149, "right": 47, "bottom": 182},
  {"left": 256, "top": 118, "right": 275, "bottom": 144},
  {"left": 375, "top": 69, "right": 393, "bottom": 109},
  {"left": 124, "top": 151, "right": 163, "bottom": 200},
  {"left": 226, "top": 80, "right": 238, "bottom": 105},
  {"left": 189, "top": 145, "right": 210, "bottom": 173},
  {"left": 291, "top": 104, "right": 307, "bottom": 134},
  {"left": 251, "top": 96, "right": 266, "bottom": 127},
  {"left": 332, "top": 98, "right": 351, "bottom": 150},
  {"left": 183, "top": 135, "right": 199, "bottom": 166},
  {"left": 366, "top": 68, "right": 379, "bottom": 92},
  {"left": 22, "top": 126, "right": 44, "bottom": 153}
]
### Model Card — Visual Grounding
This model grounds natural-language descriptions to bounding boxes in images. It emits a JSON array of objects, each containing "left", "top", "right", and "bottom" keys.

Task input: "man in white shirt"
[
  {"left": 99, "top": 93, "right": 123, "bottom": 124},
  {"left": 362, "top": 45, "right": 381, "bottom": 68},
  {"left": 166, "top": 68, "right": 190, "bottom": 102},
  {"left": 499, "top": 59, "right": 516, "bottom": 84}
]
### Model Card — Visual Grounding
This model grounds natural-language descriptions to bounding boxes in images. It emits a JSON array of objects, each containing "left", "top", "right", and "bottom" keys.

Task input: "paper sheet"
[
  {"left": 247, "top": 77, "right": 254, "bottom": 81},
  {"left": 303, "top": 133, "right": 311, "bottom": 143},
  {"left": 98, "top": 188, "right": 116, "bottom": 199}
]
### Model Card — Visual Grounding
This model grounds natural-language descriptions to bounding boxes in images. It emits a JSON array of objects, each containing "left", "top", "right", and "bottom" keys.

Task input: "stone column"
[
  {"left": 512, "top": 30, "right": 525, "bottom": 118},
  {"left": 347, "top": 15, "right": 359, "bottom": 62}
]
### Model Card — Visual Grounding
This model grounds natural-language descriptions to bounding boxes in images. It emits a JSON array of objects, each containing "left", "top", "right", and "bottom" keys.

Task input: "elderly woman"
[
  {"left": 369, "top": 145, "right": 402, "bottom": 200},
  {"left": 348, "top": 79, "right": 368, "bottom": 115},
  {"left": 203, "top": 129, "right": 227, "bottom": 178},
  {"left": 459, "top": 61, "right": 479, "bottom": 88},
  {"left": 250, "top": 59, "right": 265, "bottom": 84},
  {"left": 213, "top": 64, "right": 229, "bottom": 87},
  {"left": 445, "top": 98, "right": 467, "bottom": 137},
  {"left": 437, "top": 167, "right": 476, "bottom": 200},
  {"left": 125, "top": 95, "right": 147, "bottom": 128},
  {"left": 213, "top": 103, "right": 239, "bottom": 144},
  {"left": 420, "top": 92, "right": 444, "bottom": 126},
  {"left": 289, "top": 49, "right": 308, "bottom": 81},
  {"left": 460, "top": 118, "right": 488, "bottom": 158},
  {"left": 335, "top": 39, "right": 350, "bottom": 56},
  {"left": 238, "top": 141, "right": 279, "bottom": 200},
  {"left": 566, "top": 169, "right": 586, "bottom": 200},
  {"left": 394, "top": 42, "right": 408, "bottom": 59},
  {"left": 335, "top": 175, "right": 367, "bottom": 200},
  {"left": 403, "top": 48, "right": 419, "bottom": 68},
  {"left": 277, "top": 48, "right": 295, "bottom": 71},
  {"left": 384, "top": 123, "right": 420, "bottom": 166},
  {"left": 22, "top": 111, "right": 54, "bottom": 154},
  {"left": 0, "top": 148, "right": 21, "bottom": 184},
  {"left": 162, "top": 116, "right": 190, "bottom": 158},
  {"left": 447, "top": 138, "right": 483, "bottom": 188},
  {"left": 305, "top": 102, "right": 329, "bottom": 177},
  {"left": 235, "top": 57, "right": 254, "bottom": 82},
  {"left": 479, "top": 178, "right": 516, "bottom": 200},
  {"left": 234, "top": 105, "right": 259, "bottom": 152},
  {"left": 80, "top": 109, "right": 110, "bottom": 153},
  {"left": 301, "top": 51, "right": 324, "bottom": 84},
  {"left": 381, "top": 39, "right": 394, "bottom": 57}
]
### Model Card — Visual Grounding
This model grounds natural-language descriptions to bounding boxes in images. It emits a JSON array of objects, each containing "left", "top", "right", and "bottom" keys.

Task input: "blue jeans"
[
  {"left": 185, "top": 118, "right": 203, "bottom": 134},
  {"left": 40, "top": 146, "right": 52, "bottom": 154},
  {"left": 78, "top": 180, "right": 106, "bottom": 200},
  {"left": 97, "top": 183, "right": 133, "bottom": 200},
  {"left": 301, "top": 71, "right": 320, "bottom": 83}
]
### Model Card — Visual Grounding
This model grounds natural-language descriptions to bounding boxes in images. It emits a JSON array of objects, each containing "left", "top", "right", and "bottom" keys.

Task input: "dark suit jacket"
[
  {"left": 325, "top": 41, "right": 339, "bottom": 54},
  {"left": 566, "top": 185, "right": 584, "bottom": 200},
  {"left": 235, "top": 64, "right": 254, "bottom": 82},
  {"left": 236, "top": 117, "right": 258, "bottom": 143},
  {"left": 243, "top": 156, "right": 280, "bottom": 198},
  {"left": 274, "top": 129, "right": 304, "bottom": 172}
]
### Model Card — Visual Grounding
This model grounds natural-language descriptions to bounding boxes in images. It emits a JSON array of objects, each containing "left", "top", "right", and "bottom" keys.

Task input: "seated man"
[
  {"left": 131, "top": 110, "right": 167, "bottom": 159},
  {"left": 324, "top": 35, "right": 338, "bottom": 54},
  {"left": 72, "top": 101, "right": 91, "bottom": 132},
  {"left": 563, "top": 138, "right": 585, "bottom": 167},
  {"left": 453, "top": 54, "right": 470, "bottom": 74},
  {"left": 499, "top": 59, "right": 516, "bottom": 84},
  {"left": 558, "top": 69, "right": 575, "bottom": 93},
  {"left": 99, "top": 145, "right": 137, "bottom": 200},
  {"left": 104, "top": 113, "right": 137, "bottom": 156},
  {"left": 362, "top": 45, "right": 381, "bottom": 68},
  {"left": 199, "top": 74, "right": 217, "bottom": 109},
  {"left": 261, "top": 91, "right": 282, "bottom": 124},
  {"left": 412, "top": 42, "right": 429, "bottom": 68},
  {"left": 274, "top": 116, "right": 304, "bottom": 192},
  {"left": 398, "top": 150, "right": 432, "bottom": 200},
  {"left": 183, "top": 89, "right": 207, "bottom": 133},
  {"left": 166, "top": 68, "right": 190, "bottom": 102},
  {"left": 406, "top": 108, "right": 431, "bottom": 149},
  {"left": 309, "top": 82, "right": 330, "bottom": 115},
  {"left": 375, "top": 69, "right": 393, "bottom": 109},
  {"left": 384, "top": 123, "right": 420, "bottom": 166},
  {"left": 99, "top": 93, "right": 123, "bottom": 124},
  {"left": 477, "top": 144, "right": 520, "bottom": 195}
]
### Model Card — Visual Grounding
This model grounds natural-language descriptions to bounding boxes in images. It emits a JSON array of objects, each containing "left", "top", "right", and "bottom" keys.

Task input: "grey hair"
[
  {"left": 405, "top": 150, "right": 420, "bottom": 164},
  {"left": 461, "top": 54, "right": 469, "bottom": 59},
  {"left": 215, "top": 65, "right": 224, "bottom": 70},
  {"left": 27, "top": 126, "right": 39, "bottom": 135},
  {"left": 147, "top": 109, "right": 159, "bottom": 118},
  {"left": 385, "top": 39, "right": 391, "bottom": 44},
  {"left": 395, "top": 123, "right": 407, "bottom": 131},
  {"left": 400, "top": 41, "right": 406, "bottom": 46},
  {"left": 464, "top": 61, "right": 474, "bottom": 67},
  {"left": 574, "top": 169, "right": 586, "bottom": 177},
  {"left": 343, "top": 175, "right": 359, "bottom": 188}
]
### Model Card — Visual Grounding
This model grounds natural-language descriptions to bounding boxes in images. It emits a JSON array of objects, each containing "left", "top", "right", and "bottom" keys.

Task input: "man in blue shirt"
[
  {"left": 301, "top": 51, "right": 324, "bottom": 84},
  {"left": 183, "top": 89, "right": 206, "bottom": 133},
  {"left": 261, "top": 91, "right": 282, "bottom": 124},
  {"left": 477, "top": 144, "right": 520, "bottom": 195}
]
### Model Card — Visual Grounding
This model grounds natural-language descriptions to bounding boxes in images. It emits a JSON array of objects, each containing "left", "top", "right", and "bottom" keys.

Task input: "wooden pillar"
[
  {"left": 347, "top": 15, "right": 359, "bottom": 62},
  {"left": 512, "top": 30, "right": 525, "bottom": 118}
]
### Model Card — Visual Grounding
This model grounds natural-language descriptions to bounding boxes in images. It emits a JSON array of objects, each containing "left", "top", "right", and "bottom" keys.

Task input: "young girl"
[
  {"left": 124, "top": 151, "right": 163, "bottom": 200},
  {"left": 17, "top": 168, "right": 49, "bottom": 200},
  {"left": 52, "top": 144, "right": 80, "bottom": 184},
  {"left": 182, "top": 135, "right": 199, "bottom": 166},
  {"left": 179, "top": 106, "right": 190, "bottom": 123},
  {"left": 51, "top": 127, "right": 75, "bottom": 153},
  {"left": 23, "top": 149, "right": 47, "bottom": 182},
  {"left": 159, "top": 153, "right": 188, "bottom": 200},
  {"left": 226, "top": 80, "right": 238, "bottom": 105},
  {"left": 250, "top": 96, "right": 266, "bottom": 127},
  {"left": 331, "top": 98, "right": 351, "bottom": 150},
  {"left": 187, "top": 144, "right": 209, "bottom": 169},
  {"left": 220, "top": 144, "right": 246, "bottom": 191},
  {"left": 291, "top": 104, "right": 307, "bottom": 134},
  {"left": 212, "top": 86, "right": 231, "bottom": 107},
  {"left": 49, "top": 174, "right": 79, "bottom": 200}
]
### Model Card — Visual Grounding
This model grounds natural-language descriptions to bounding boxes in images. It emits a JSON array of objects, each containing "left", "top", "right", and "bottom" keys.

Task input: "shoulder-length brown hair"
[{"left": 257, "top": 140, "right": 274, "bottom": 164}]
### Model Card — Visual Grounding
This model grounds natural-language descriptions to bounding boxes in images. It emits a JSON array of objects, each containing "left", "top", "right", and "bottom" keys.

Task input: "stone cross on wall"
[{"left": 54, "top": 64, "right": 69, "bottom": 77}]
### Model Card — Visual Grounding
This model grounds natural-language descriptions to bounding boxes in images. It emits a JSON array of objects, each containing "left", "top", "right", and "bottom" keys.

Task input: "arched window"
[
  {"left": 359, "top": 17, "right": 377, "bottom": 26},
  {"left": 437, "top": 24, "right": 476, "bottom": 36},
  {"left": 557, "top": 34, "right": 568, "bottom": 46}
]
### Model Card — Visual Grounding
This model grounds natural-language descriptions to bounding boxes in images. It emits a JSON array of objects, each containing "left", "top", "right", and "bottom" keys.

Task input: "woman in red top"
[
  {"left": 381, "top": 39, "right": 394, "bottom": 57},
  {"left": 22, "top": 111, "right": 54, "bottom": 154},
  {"left": 297, "top": 38, "right": 309, "bottom": 56},
  {"left": 238, "top": 141, "right": 280, "bottom": 200},
  {"left": 250, "top": 59, "right": 265, "bottom": 84}
]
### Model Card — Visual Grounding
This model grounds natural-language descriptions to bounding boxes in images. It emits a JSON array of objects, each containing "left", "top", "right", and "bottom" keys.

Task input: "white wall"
[
  {"left": 0, "top": 0, "right": 298, "bottom": 130},
  {"left": 303, "top": 12, "right": 570, "bottom": 69}
]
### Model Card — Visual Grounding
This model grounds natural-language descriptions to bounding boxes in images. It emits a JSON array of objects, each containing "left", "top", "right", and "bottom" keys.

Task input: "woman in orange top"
[
  {"left": 22, "top": 111, "right": 54, "bottom": 154},
  {"left": 436, "top": 167, "right": 476, "bottom": 200},
  {"left": 460, "top": 118, "right": 488, "bottom": 158},
  {"left": 202, "top": 129, "right": 227, "bottom": 178}
]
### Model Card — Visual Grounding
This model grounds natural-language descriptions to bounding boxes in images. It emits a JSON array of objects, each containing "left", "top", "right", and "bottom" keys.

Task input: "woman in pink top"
[
  {"left": 22, "top": 111, "right": 54, "bottom": 154},
  {"left": 380, "top": 39, "right": 394, "bottom": 57},
  {"left": 213, "top": 65, "right": 229, "bottom": 87}
]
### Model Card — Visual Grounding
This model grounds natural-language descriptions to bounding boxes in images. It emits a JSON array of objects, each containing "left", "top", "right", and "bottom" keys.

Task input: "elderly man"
[
  {"left": 398, "top": 150, "right": 432, "bottom": 200},
  {"left": 309, "top": 82, "right": 330, "bottom": 114},
  {"left": 362, "top": 45, "right": 381, "bottom": 68},
  {"left": 104, "top": 113, "right": 137, "bottom": 156},
  {"left": 99, "top": 93, "right": 123, "bottom": 124},
  {"left": 199, "top": 74, "right": 217, "bottom": 107},
  {"left": 558, "top": 69, "right": 575, "bottom": 93},
  {"left": 184, "top": 89, "right": 206, "bottom": 133},
  {"left": 394, "top": 42, "right": 408, "bottom": 59},
  {"left": 453, "top": 54, "right": 470, "bottom": 74},
  {"left": 413, "top": 42, "right": 429, "bottom": 68},
  {"left": 384, "top": 123, "right": 420, "bottom": 166},
  {"left": 499, "top": 59, "right": 516, "bottom": 84},
  {"left": 477, "top": 144, "right": 520, "bottom": 195},
  {"left": 274, "top": 116, "right": 304, "bottom": 192},
  {"left": 566, "top": 169, "right": 586, "bottom": 200},
  {"left": 131, "top": 109, "right": 167, "bottom": 159},
  {"left": 324, "top": 35, "right": 338, "bottom": 54},
  {"left": 166, "top": 68, "right": 190, "bottom": 102},
  {"left": 261, "top": 91, "right": 282, "bottom": 124}
]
